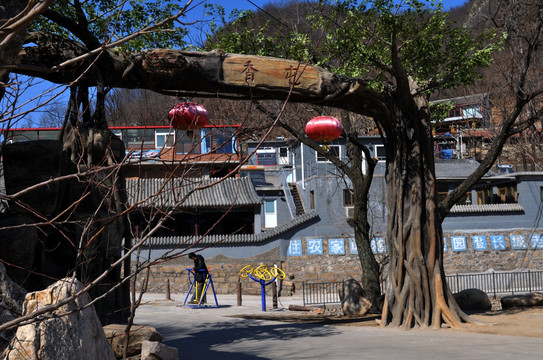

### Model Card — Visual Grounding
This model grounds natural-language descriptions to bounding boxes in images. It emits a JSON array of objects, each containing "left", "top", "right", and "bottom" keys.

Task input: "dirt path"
[
  {"left": 449, "top": 307, "right": 543, "bottom": 338},
  {"left": 236, "top": 307, "right": 543, "bottom": 338}
]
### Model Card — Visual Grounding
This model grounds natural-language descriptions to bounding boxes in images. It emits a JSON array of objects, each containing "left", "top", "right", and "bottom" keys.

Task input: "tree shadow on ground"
[
  {"left": 156, "top": 318, "right": 345, "bottom": 360},
  {"left": 230, "top": 313, "right": 381, "bottom": 326}
]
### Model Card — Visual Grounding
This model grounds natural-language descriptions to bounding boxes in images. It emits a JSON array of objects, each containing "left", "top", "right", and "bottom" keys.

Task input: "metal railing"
[
  {"left": 447, "top": 270, "right": 543, "bottom": 297},
  {"left": 302, "top": 281, "right": 344, "bottom": 307},
  {"left": 302, "top": 270, "right": 543, "bottom": 306},
  {"left": 305, "top": 158, "right": 349, "bottom": 178}
]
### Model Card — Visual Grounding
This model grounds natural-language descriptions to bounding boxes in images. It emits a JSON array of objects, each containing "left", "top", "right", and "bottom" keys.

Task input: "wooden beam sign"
[{"left": 222, "top": 55, "right": 321, "bottom": 92}]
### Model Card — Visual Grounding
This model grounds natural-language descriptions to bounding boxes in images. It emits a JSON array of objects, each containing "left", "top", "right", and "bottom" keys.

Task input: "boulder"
[
  {"left": 2, "top": 278, "right": 115, "bottom": 360},
  {"left": 141, "top": 340, "right": 178, "bottom": 360},
  {"left": 453, "top": 288, "right": 492, "bottom": 312},
  {"left": 501, "top": 292, "right": 543, "bottom": 309},
  {"left": 104, "top": 324, "right": 163, "bottom": 358},
  {"left": 338, "top": 279, "right": 372, "bottom": 315},
  {"left": 0, "top": 263, "right": 28, "bottom": 353}
]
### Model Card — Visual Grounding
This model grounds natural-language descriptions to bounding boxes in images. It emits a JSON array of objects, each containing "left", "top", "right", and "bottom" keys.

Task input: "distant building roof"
[
  {"left": 450, "top": 203, "right": 524, "bottom": 213},
  {"left": 435, "top": 159, "right": 498, "bottom": 179},
  {"left": 511, "top": 171, "right": 543, "bottom": 178},
  {"left": 432, "top": 93, "right": 487, "bottom": 105},
  {"left": 145, "top": 210, "right": 320, "bottom": 246},
  {"left": 126, "top": 177, "right": 260, "bottom": 208}
]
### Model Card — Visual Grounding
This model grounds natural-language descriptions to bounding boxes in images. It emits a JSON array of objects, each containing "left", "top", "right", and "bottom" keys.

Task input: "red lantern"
[
  {"left": 305, "top": 116, "right": 343, "bottom": 142},
  {"left": 168, "top": 102, "right": 209, "bottom": 130}
]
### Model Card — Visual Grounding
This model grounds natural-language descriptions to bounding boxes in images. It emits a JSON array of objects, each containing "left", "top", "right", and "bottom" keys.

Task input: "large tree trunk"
[
  {"left": 378, "top": 90, "right": 470, "bottom": 328},
  {"left": 352, "top": 175, "right": 382, "bottom": 312},
  {"left": 343, "top": 115, "right": 382, "bottom": 312}
]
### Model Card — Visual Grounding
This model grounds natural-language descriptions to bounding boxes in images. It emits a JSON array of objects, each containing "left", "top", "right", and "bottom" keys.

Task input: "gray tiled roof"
[
  {"left": 125, "top": 177, "right": 260, "bottom": 208},
  {"left": 435, "top": 159, "right": 497, "bottom": 179},
  {"left": 450, "top": 203, "right": 524, "bottom": 213},
  {"left": 144, "top": 210, "right": 319, "bottom": 246},
  {"left": 432, "top": 93, "right": 486, "bottom": 105}
]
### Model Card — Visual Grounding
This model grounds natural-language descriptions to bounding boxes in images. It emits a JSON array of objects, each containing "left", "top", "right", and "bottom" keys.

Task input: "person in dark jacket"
[{"left": 188, "top": 252, "right": 208, "bottom": 303}]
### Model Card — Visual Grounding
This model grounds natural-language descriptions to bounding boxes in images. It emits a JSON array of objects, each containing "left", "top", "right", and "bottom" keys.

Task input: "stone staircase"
[{"left": 288, "top": 183, "right": 305, "bottom": 215}]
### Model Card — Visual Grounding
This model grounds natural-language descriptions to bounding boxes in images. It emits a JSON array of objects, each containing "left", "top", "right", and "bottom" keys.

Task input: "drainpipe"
[
  {"left": 301, "top": 143, "right": 305, "bottom": 189},
  {"left": 291, "top": 147, "right": 296, "bottom": 182}
]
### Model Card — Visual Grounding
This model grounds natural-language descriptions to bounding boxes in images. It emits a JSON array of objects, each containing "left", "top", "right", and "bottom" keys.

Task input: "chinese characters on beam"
[
  {"left": 222, "top": 55, "right": 320, "bottom": 90},
  {"left": 241, "top": 60, "right": 258, "bottom": 85}
]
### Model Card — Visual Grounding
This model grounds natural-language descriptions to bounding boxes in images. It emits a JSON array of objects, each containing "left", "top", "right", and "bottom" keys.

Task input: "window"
[
  {"left": 200, "top": 127, "right": 236, "bottom": 154},
  {"left": 211, "top": 127, "right": 235, "bottom": 154},
  {"left": 278, "top": 147, "right": 289, "bottom": 165},
  {"left": 201, "top": 128, "right": 211, "bottom": 153},
  {"left": 310, "top": 191, "right": 315, "bottom": 210},
  {"left": 256, "top": 148, "right": 277, "bottom": 165},
  {"left": 476, "top": 187, "right": 492, "bottom": 205},
  {"left": 498, "top": 184, "right": 518, "bottom": 203},
  {"left": 457, "top": 191, "right": 472, "bottom": 205},
  {"left": 448, "top": 107, "right": 461, "bottom": 118},
  {"left": 12, "top": 130, "right": 38, "bottom": 142},
  {"left": 541, "top": 187, "right": 543, "bottom": 202},
  {"left": 265, "top": 200, "right": 275, "bottom": 213},
  {"left": 343, "top": 189, "right": 354, "bottom": 207},
  {"left": 38, "top": 130, "right": 59, "bottom": 140},
  {"left": 374, "top": 145, "right": 386, "bottom": 161},
  {"left": 462, "top": 104, "right": 482, "bottom": 118},
  {"left": 175, "top": 131, "right": 201, "bottom": 154},
  {"left": 155, "top": 130, "right": 174, "bottom": 148},
  {"left": 122, "top": 129, "right": 155, "bottom": 149},
  {"left": 316, "top": 145, "right": 340, "bottom": 162}
]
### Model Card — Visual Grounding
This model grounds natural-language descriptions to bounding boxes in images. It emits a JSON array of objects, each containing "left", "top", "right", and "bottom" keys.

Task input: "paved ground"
[{"left": 134, "top": 293, "right": 543, "bottom": 360}]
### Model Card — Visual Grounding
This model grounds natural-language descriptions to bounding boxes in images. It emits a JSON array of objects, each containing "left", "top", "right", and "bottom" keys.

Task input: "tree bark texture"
[
  {"left": 352, "top": 174, "right": 382, "bottom": 312},
  {"left": 377, "top": 90, "right": 470, "bottom": 328},
  {"left": 342, "top": 115, "right": 382, "bottom": 312}
]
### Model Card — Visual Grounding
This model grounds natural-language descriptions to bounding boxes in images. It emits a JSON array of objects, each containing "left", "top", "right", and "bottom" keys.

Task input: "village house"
[{"left": 3, "top": 119, "right": 543, "bottom": 296}]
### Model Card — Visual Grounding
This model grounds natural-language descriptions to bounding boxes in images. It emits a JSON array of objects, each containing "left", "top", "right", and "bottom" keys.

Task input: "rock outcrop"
[
  {"left": 0, "top": 263, "right": 27, "bottom": 353},
  {"left": 141, "top": 340, "right": 178, "bottom": 360},
  {"left": 501, "top": 292, "right": 543, "bottom": 309},
  {"left": 338, "top": 278, "right": 372, "bottom": 315},
  {"left": 104, "top": 324, "right": 162, "bottom": 359},
  {"left": 2, "top": 278, "right": 115, "bottom": 360},
  {"left": 453, "top": 288, "right": 492, "bottom": 312}
]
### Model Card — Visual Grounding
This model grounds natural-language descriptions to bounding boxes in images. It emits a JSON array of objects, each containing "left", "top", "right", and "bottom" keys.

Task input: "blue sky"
[
  {"left": 12, "top": 0, "right": 470, "bottom": 126},
  {"left": 196, "top": 0, "right": 469, "bottom": 15}
]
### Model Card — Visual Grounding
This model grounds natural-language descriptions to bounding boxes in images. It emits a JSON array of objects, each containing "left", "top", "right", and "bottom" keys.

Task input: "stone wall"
[
  {"left": 136, "top": 231, "right": 543, "bottom": 296},
  {"left": 443, "top": 230, "right": 543, "bottom": 273},
  {"left": 134, "top": 249, "right": 286, "bottom": 298}
]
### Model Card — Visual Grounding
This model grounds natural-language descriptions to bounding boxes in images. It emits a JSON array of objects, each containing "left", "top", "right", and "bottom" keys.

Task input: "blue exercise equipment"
[
  {"left": 182, "top": 268, "right": 219, "bottom": 308},
  {"left": 239, "top": 265, "right": 285, "bottom": 312}
]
